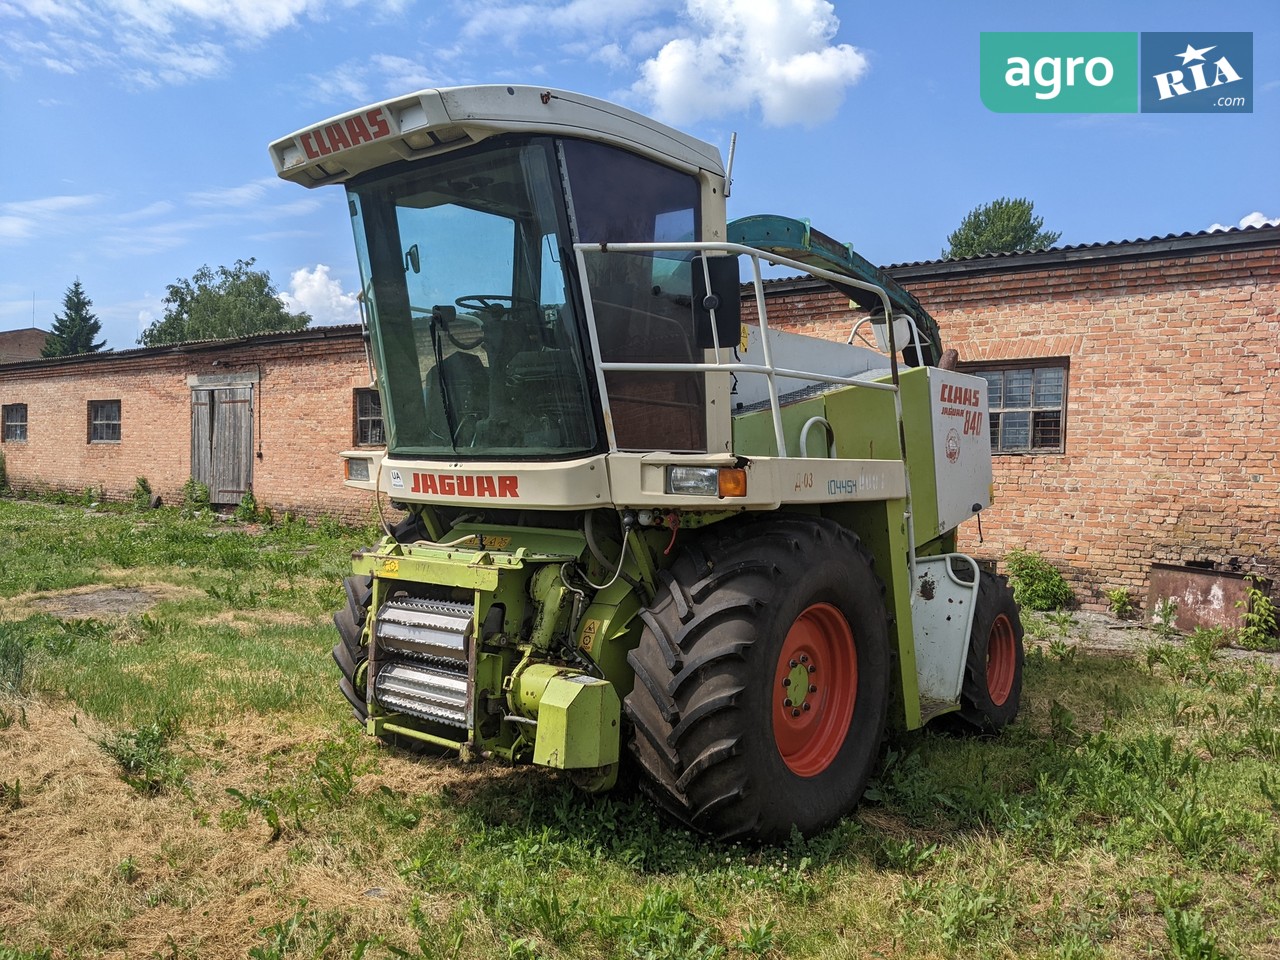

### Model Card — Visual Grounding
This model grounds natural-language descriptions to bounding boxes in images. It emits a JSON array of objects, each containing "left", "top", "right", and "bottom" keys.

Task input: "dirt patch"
[
  {"left": 1, "top": 580, "right": 199, "bottom": 623},
  {"left": 29, "top": 587, "right": 157, "bottom": 619},
  {"left": 1042, "top": 609, "right": 1280, "bottom": 664}
]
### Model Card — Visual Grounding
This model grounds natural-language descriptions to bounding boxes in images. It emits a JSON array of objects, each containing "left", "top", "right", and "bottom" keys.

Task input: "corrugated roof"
[
  {"left": 754, "top": 221, "right": 1280, "bottom": 287},
  {"left": 0, "top": 323, "right": 363, "bottom": 373},
  {"left": 888, "top": 221, "right": 1280, "bottom": 269}
]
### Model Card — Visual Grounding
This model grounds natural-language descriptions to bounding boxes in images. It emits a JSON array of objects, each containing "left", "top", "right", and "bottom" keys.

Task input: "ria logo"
[
  {"left": 1153, "top": 43, "right": 1242, "bottom": 100},
  {"left": 981, "top": 31, "right": 1254, "bottom": 115},
  {"left": 1141, "top": 33, "right": 1252, "bottom": 113}
]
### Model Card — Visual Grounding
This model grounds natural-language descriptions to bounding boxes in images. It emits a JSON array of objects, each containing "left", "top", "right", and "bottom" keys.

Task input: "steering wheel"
[{"left": 454, "top": 295, "right": 538, "bottom": 317}]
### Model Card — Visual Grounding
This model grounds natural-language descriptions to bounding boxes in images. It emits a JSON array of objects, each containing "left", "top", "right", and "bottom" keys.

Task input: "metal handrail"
[
  {"left": 572, "top": 240, "right": 900, "bottom": 459},
  {"left": 572, "top": 239, "right": 919, "bottom": 586}
]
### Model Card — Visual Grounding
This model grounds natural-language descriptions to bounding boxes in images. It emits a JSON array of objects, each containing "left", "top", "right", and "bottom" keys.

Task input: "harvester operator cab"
[{"left": 286, "top": 90, "right": 731, "bottom": 465}]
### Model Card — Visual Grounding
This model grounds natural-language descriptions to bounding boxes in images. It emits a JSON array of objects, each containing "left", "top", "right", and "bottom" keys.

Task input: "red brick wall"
[
  {"left": 0, "top": 328, "right": 51, "bottom": 363},
  {"left": 0, "top": 329, "right": 386, "bottom": 523},
  {"left": 755, "top": 235, "right": 1280, "bottom": 608}
]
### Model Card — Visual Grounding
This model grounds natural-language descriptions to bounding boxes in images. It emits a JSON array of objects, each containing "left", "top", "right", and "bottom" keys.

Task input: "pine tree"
[{"left": 42, "top": 279, "right": 106, "bottom": 357}]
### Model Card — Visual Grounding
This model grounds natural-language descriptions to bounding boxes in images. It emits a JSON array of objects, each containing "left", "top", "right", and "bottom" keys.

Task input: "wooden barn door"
[{"left": 191, "top": 386, "right": 254, "bottom": 505}]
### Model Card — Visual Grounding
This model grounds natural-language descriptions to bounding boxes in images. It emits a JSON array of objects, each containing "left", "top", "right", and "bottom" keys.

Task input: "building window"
[
  {"left": 88, "top": 400, "right": 121, "bottom": 443},
  {"left": 354, "top": 388, "right": 384, "bottom": 446},
  {"left": 971, "top": 361, "right": 1067, "bottom": 454},
  {"left": 2, "top": 403, "right": 27, "bottom": 442}
]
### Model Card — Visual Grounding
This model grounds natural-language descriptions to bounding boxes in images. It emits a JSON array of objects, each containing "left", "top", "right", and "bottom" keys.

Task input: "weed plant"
[
  {"left": 131, "top": 476, "right": 153, "bottom": 511},
  {"left": 1153, "top": 596, "right": 1180, "bottom": 637},
  {"left": 1237, "top": 576, "right": 1278, "bottom": 651},
  {"left": 1005, "top": 548, "right": 1075, "bottom": 611},
  {"left": 1105, "top": 587, "right": 1135, "bottom": 619}
]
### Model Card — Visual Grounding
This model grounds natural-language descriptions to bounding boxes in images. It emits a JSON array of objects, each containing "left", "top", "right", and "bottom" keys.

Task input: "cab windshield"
[{"left": 348, "top": 137, "right": 597, "bottom": 458}]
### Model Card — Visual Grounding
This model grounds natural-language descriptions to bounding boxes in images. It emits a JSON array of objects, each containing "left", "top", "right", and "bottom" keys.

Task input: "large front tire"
[{"left": 624, "top": 516, "right": 890, "bottom": 841}]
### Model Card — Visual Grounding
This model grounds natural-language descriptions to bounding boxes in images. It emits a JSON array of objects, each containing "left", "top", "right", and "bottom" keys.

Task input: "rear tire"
[
  {"left": 958, "top": 572, "right": 1024, "bottom": 732},
  {"left": 624, "top": 516, "right": 890, "bottom": 841}
]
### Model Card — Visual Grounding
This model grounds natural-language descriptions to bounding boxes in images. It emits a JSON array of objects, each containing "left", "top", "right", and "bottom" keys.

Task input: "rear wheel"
[
  {"left": 958, "top": 572, "right": 1024, "bottom": 731},
  {"left": 625, "top": 516, "right": 890, "bottom": 841}
]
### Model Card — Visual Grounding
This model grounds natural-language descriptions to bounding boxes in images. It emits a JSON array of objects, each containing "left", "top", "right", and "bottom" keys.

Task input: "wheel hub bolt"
[
  {"left": 783, "top": 698, "right": 793, "bottom": 707},
  {"left": 789, "top": 659, "right": 798, "bottom": 668},
  {"left": 802, "top": 702, "right": 811, "bottom": 712},
  {"left": 791, "top": 708, "right": 801, "bottom": 718},
  {"left": 782, "top": 678, "right": 791, "bottom": 687},
  {"left": 809, "top": 684, "right": 818, "bottom": 693},
  {"left": 800, "top": 654, "right": 809, "bottom": 664},
  {"left": 808, "top": 664, "right": 817, "bottom": 674}
]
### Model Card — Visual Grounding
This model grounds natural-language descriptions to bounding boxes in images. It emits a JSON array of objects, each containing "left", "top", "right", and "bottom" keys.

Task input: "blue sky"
[{"left": 2, "top": 0, "right": 1276, "bottom": 349}]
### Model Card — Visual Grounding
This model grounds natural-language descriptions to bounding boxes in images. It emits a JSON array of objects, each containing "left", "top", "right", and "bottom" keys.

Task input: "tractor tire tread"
[{"left": 624, "top": 514, "right": 890, "bottom": 841}]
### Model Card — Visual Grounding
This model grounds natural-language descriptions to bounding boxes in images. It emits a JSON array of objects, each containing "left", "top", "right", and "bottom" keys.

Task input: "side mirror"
[
  {"left": 693, "top": 255, "right": 741, "bottom": 349},
  {"left": 404, "top": 244, "right": 421, "bottom": 274}
]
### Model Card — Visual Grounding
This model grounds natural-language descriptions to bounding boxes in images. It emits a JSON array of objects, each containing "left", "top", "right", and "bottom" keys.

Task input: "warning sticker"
[{"left": 578, "top": 618, "right": 602, "bottom": 653}]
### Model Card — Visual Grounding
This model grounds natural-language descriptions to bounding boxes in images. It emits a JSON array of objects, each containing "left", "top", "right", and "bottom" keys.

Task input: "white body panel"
[
  {"left": 271, "top": 85, "right": 724, "bottom": 187},
  {"left": 911, "top": 555, "right": 980, "bottom": 703},
  {"left": 926, "top": 367, "right": 994, "bottom": 536}
]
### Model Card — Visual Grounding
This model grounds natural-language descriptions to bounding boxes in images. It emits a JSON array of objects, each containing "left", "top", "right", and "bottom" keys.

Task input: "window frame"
[
  {"left": 353, "top": 387, "right": 385, "bottom": 447},
  {"left": 88, "top": 399, "right": 121, "bottom": 444},
  {"left": 2, "top": 403, "right": 27, "bottom": 443},
  {"left": 963, "top": 358, "right": 1069, "bottom": 456}
]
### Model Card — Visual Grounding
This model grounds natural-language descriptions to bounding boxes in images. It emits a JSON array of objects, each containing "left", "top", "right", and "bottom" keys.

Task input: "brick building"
[
  {"left": 754, "top": 224, "right": 1280, "bottom": 611},
  {"left": 1, "top": 225, "right": 1276, "bottom": 610},
  {"left": 0, "top": 328, "right": 50, "bottom": 363},
  {"left": 0, "top": 326, "right": 383, "bottom": 522}
]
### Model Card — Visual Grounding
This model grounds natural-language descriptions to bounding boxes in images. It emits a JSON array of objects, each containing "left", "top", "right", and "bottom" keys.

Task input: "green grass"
[{"left": 1, "top": 498, "right": 1278, "bottom": 959}]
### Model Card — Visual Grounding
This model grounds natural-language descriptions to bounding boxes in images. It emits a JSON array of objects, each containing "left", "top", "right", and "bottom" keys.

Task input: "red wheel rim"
[
  {"left": 772, "top": 602, "right": 857, "bottom": 777},
  {"left": 987, "top": 613, "right": 1017, "bottom": 706}
]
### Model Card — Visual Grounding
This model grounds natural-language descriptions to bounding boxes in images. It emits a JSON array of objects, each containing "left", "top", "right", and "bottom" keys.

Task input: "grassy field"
[{"left": 1, "top": 498, "right": 1278, "bottom": 960}]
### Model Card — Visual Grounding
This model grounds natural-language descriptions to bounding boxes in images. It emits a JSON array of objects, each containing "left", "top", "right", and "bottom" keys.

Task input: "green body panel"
[
  {"left": 818, "top": 499, "right": 922, "bottom": 731},
  {"left": 731, "top": 394, "right": 831, "bottom": 459},
  {"left": 822, "top": 366, "right": 942, "bottom": 547},
  {"left": 513, "top": 663, "right": 622, "bottom": 769},
  {"left": 729, "top": 370, "right": 939, "bottom": 550}
]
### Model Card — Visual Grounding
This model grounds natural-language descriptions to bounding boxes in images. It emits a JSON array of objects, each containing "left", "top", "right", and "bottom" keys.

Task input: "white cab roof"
[{"left": 270, "top": 85, "right": 724, "bottom": 187}]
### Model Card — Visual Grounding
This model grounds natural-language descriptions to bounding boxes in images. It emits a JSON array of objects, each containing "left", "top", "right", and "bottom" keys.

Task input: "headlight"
[
  {"left": 345, "top": 457, "right": 371, "bottom": 482},
  {"left": 665, "top": 466, "right": 747, "bottom": 498}
]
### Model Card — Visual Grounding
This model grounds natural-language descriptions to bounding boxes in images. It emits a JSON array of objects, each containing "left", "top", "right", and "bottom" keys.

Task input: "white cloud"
[
  {"left": 0, "top": 0, "right": 400, "bottom": 86},
  {"left": 0, "top": 194, "right": 102, "bottom": 245},
  {"left": 1239, "top": 211, "right": 1280, "bottom": 229},
  {"left": 4, "top": 194, "right": 101, "bottom": 216},
  {"left": 186, "top": 180, "right": 272, "bottom": 208},
  {"left": 1208, "top": 211, "right": 1280, "bottom": 233},
  {"left": 0, "top": 216, "right": 35, "bottom": 240},
  {"left": 280, "top": 264, "right": 359, "bottom": 325},
  {"left": 460, "top": 0, "right": 675, "bottom": 46},
  {"left": 633, "top": 0, "right": 868, "bottom": 127}
]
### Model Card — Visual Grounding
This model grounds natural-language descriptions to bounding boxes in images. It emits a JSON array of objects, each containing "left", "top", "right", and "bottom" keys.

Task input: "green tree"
[
  {"left": 42, "top": 279, "right": 106, "bottom": 357},
  {"left": 137, "top": 258, "right": 310, "bottom": 346},
  {"left": 942, "top": 197, "right": 1062, "bottom": 259}
]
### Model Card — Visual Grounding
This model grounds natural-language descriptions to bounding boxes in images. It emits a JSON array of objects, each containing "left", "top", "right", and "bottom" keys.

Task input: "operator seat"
[{"left": 424, "top": 351, "right": 488, "bottom": 444}]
